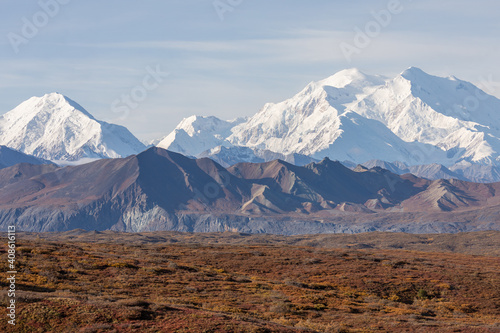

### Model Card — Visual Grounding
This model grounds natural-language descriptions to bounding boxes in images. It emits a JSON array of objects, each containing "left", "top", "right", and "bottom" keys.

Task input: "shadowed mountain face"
[
  {"left": 0, "top": 163, "right": 58, "bottom": 189},
  {"left": 134, "top": 147, "right": 250, "bottom": 212},
  {"left": 0, "top": 145, "right": 53, "bottom": 169},
  {"left": 228, "top": 159, "right": 421, "bottom": 212},
  {"left": 0, "top": 147, "right": 500, "bottom": 233}
]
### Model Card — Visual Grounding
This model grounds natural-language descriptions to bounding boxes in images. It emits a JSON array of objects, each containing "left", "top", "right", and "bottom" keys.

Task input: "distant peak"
[
  {"left": 182, "top": 115, "right": 222, "bottom": 123},
  {"left": 16, "top": 93, "right": 97, "bottom": 121},
  {"left": 177, "top": 115, "right": 227, "bottom": 130},
  {"left": 320, "top": 68, "right": 367, "bottom": 88},
  {"left": 40, "top": 92, "right": 77, "bottom": 104},
  {"left": 317, "top": 156, "right": 344, "bottom": 168},
  {"left": 42, "top": 92, "right": 65, "bottom": 98},
  {"left": 319, "top": 68, "right": 386, "bottom": 89},
  {"left": 400, "top": 67, "right": 429, "bottom": 79},
  {"left": 402, "top": 66, "right": 425, "bottom": 74},
  {"left": 336, "top": 68, "right": 365, "bottom": 76}
]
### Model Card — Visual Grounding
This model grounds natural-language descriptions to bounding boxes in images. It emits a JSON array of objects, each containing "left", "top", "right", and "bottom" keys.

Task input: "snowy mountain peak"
[
  {"left": 157, "top": 67, "right": 500, "bottom": 169},
  {"left": 320, "top": 68, "right": 366, "bottom": 88},
  {"left": 46, "top": 93, "right": 93, "bottom": 114},
  {"left": 399, "top": 67, "right": 452, "bottom": 89},
  {"left": 20, "top": 92, "right": 96, "bottom": 121},
  {"left": 176, "top": 115, "right": 233, "bottom": 136},
  {"left": 40, "top": 92, "right": 69, "bottom": 102},
  {"left": 319, "top": 68, "right": 385, "bottom": 89},
  {"left": 401, "top": 66, "right": 427, "bottom": 78},
  {"left": 0, "top": 93, "right": 145, "bottom": 162},
  {"left": 156, "top": 115, "right": 247, "bottom": 157}
]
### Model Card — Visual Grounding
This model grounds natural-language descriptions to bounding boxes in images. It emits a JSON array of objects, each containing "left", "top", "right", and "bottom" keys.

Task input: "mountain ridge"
[
  {"left": 5, "top": 68, "right": 500, "bottom": 184},
  {"left": 1, "top": 147, "right": 500, "bottom": 234},
  {"left": 0, "top": 145, "right": 53, "bottom": 169}
]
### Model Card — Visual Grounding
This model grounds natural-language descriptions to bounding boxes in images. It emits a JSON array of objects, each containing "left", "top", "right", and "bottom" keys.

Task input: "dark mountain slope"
[
  {"left": 0, "top": 147, "right": 500, "bottom": 233},
  {"left": 0, "top": 145, "right": 53, "bottom": 169}
]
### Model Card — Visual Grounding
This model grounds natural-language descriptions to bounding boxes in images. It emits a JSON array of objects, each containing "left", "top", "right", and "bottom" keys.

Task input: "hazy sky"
[{"left": 1, "top": 0, "right": 499, "bottom": 142}]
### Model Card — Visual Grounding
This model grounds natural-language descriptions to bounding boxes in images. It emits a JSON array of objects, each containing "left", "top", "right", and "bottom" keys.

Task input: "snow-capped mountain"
[
  {"left": 227, "top": 68, "right": 386, "bottom": 157},
  {"left": 0, "top": 93, "right": 146, "bottom": 161},
  {"left": 156, "top": 116, "right": 246, "bottom": 157},
  {"left": 350, "top": 67, "right": 500, "bottom": 165},
  {"left": 156, "top": 68, "right": 500, "bottom": 170}
]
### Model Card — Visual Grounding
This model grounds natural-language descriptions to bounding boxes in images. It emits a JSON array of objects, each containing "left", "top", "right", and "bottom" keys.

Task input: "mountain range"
[
  {"left": 2, "top": 68, "right": 500, "bottom": 183},
  {"left": 156, "top": 68, "right": 500, "bottom": 181},
  {"left": 1, "top": 68, "right": 500, "bottom": 234},
  {"left": 0, "top": 146, "right": 499, "bottom": 234}
]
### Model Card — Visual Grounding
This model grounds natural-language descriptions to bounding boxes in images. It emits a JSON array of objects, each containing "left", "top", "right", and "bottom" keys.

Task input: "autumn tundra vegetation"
[{"left": 0, "top": 230, "right": 499, "bottom": 332}]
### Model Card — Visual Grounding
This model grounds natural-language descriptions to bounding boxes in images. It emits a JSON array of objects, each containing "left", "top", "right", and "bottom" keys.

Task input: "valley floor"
[{"left": 1, "top": 231, "right": 499, "bottom": 332}]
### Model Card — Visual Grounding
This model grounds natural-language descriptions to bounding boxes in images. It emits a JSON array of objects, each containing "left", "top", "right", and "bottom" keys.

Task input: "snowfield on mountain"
[
  {"left": 157, "top": 68, "right": 500, "bottom": 171},
  {"left": 0, "top": 93, "right": 146, "bottom": 161}
]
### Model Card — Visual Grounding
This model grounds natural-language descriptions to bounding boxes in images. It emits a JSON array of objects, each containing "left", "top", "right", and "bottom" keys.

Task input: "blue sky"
[{"left": 1, "top": 0, "right": 499, "bottom": 142}]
